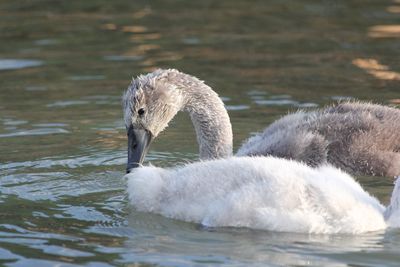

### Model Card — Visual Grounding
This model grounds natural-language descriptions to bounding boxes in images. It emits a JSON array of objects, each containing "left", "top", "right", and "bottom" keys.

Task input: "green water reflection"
[{"left": 0, "top": 0, "right": 399, "bottom": 266}]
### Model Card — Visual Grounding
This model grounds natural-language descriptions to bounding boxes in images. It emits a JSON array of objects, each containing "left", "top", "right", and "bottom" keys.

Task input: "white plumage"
[{"left": 126, "top": 156, "right": 400, "bottom": 234}]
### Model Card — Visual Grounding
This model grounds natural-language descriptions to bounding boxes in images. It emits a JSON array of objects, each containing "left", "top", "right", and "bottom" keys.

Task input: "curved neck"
[{"left": 180, "top": 77, "right": 233, "bottom": 159}]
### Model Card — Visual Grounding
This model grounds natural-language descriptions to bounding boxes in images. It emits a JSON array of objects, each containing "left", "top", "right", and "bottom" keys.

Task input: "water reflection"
[
  {"left": 352, "top": 58, "right": 400, "bottom": 81},
  {"left": 123, "top": 211, "right": 390, "bottom": 266},
  {"left": 0, "top": 128, "right": 69, "bottom": 138},
  {"left": 387, "top": 6, "right": 400, "bottom": 13},
  {"left": 103, "top": 55, "right": 143, "bottom": 61},
  {"left": 101, "top": 23, "right": 117, "bottom": 30},
  {"left": 121, "top": 26, "right": 148, "bottom": 33},
  {"left": 68, "top": 75, "right": 105, "bottom": 81},
  {"left": 101, "top": 17, "right": 183, "bottom": 72},
  {"left": 47, "top": 100, "right": 89, "bottom": 108},
  {"left": 250, "top": 93, "right": 318, "bottom": 108},
  {"left": 368, "top": 25, "right": 400, "bottom": 38},
  {"left": 34, "top": 39, "right": 58, "bottom": 46},
  {"left": 0, "top": 59, "right": 43, "bottom": 71},
  {"left": 130, "top": 33, "right": 161, "bottom": 41},
  {"left": 132, "top": 7, "right": 152, "bottom": 19}
]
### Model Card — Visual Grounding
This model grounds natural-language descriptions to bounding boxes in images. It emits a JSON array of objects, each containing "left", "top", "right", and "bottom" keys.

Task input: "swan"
[
  {"left": 122, "top": 68, "right": 400, "bottom": 176},
  {"left": 126, "top": 156, "right": 400, "bottom": 234}
]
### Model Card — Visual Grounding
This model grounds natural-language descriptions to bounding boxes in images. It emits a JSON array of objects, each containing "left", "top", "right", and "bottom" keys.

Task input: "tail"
[{"left": 384, "top": 176, "right": 400, "bottom": 227}]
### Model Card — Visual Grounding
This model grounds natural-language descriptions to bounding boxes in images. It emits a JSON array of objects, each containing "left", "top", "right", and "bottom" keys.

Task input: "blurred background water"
[{"left": 0, "top": 0, "right": 399, "bottom": 266}]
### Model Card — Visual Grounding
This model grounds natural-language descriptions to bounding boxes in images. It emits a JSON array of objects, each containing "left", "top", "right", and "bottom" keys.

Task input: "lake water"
[{"left": 1, "top": 0, "right": 400, "bottom": 266}]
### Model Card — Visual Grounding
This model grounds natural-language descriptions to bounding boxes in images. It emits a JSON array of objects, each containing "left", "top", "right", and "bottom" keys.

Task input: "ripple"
[
  {"left": 182, "top": 37, "right": 201, "bottom": 45},
  {"left": 2, "top": 119, "right": 28, "bottom": 126},
  {"left": 82, "top": 95, "right": 120, "bottom": 101},
  {"left": 0, "top": 174, "right": 69, "bottom": 201},
  {"left": 330, "top": 96, "right": 355, "bottom": 101},
  {"left": 0, "top": 172, "right": 70, "bottom": 187},
  {"left": 254, "top": 99, "right": 299, "bottom": 106},
  {"left": 0, "top": 237, "right": 47, "bottom": 245},
  {"left": 32, "top": 212, "right": 50, "bottom": 218},
  {"left": 103, "top": 55, "right": 144, "bottom": 61},
  {"left": 6, "top": 259, "right": 111, "bottom": 267},
  {"left": 54, "top": 206, "right": 112, "bottom": 223},
  {"left": 32, "top": 123, "right": 69, "bottom": 127},
  {"left": 0, "top": 151, "right": 125, "bottom": 172},
  {"left": 32, "top": 245, "right": 93, "bottom": 257},
  {"left": 46, "top": 100, "right": 89, "bottom": 108},
  {"left": 252, "top": 94, "right": 317, "bottom": 108},
  {"left": 296, "top": 102, "right": 319, "bottom": 108},
  {"left": 247, "top": 90, "right": 268, "bottom": 96},
  {"left": 0, "top": 247, "right": 20, "bottom": 260},
  {"left": 0, "top": 128, "right": 69, "bottom": 138},
  {"left": 68, "top": 75, "right": 105, "bottom": 81},
  {"left": 0, "top": 170, "right": 124, "bottom": 201},
  {"left": 34, "top": 39, "right": 58, "bottom": 46},
  {"left": 220, "top": 96, "right": 231, "bottom": 102},
  {"left": 225, "top": 105, "right": 250, "bottom": 111},
  {"left": 0, "top": 150, "right": 191, "bottom": 173},
  {"left": 121, "top": 25, "right": 148, "bottom": 33},
  {"left": 25, "top": 86, "right": 47, "bottom": 91},
  {"left": 0, "top": 59, "right": 43, "bottom": 71},
  {"left": 0, "top": 224, "right": 82, "bottom": 242}
]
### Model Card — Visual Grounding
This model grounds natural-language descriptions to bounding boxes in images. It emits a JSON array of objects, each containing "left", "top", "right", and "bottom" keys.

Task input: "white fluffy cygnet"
[{"left": 126, "top": 156, "right": 400, "bottom": 234}]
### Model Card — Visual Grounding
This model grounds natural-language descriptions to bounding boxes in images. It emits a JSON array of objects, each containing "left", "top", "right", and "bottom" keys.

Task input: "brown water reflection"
[
  {"left": 369, "top": 25, "right": 400, "bottom": 38},
  {"left": 353, "top": 58, "right": 400, "bottom": 81},
  {"left": 387, "top": 6, "right": 400, "bottom": 14}
]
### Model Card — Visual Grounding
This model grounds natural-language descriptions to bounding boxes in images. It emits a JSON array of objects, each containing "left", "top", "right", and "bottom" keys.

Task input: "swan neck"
[{"left": 182, "top": 82, "right": 233, "bottom": 159}]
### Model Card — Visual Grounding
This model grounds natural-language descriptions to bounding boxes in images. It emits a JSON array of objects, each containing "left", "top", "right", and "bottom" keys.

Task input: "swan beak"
[{"left": 126, "top": 127, "right": 153, "bottom": 173}]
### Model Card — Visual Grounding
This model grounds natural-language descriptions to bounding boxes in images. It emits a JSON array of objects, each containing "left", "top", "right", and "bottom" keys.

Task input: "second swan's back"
[{"left": 237, "top": 102, "right": 400, "bottom": 177}]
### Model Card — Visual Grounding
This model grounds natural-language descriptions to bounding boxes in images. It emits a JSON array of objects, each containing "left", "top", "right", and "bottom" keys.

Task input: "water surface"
[{"left": 0, "top": 0, "right": 400, "bottom": 266}]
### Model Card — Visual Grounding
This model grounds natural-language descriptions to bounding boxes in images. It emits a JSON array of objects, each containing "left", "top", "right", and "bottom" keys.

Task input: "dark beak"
[{"left": 126, "top": 126, "right": 153, "bottom": 173}]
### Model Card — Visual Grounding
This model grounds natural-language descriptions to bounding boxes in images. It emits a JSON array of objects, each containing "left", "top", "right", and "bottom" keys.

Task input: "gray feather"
[{"left": 237, "top": 101, "right": 400, "bottom": 177}]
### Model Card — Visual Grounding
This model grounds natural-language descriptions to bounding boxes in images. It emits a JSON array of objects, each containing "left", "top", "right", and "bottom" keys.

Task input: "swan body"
[
  {"left": 126, "top": 156, "right": 400, "bottom": 234},
  {"left": 122, "top": 69, "right": 400, "bottom": 176},
  {"left": 123, "top": 69, "right": 400, "bottom": 234},
  {"left": 237, "top": 102, "right": 400, "bottom": 177}
]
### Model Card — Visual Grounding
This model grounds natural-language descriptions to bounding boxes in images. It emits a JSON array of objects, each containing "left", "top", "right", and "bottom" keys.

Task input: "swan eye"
[{"left": 138, "top": 108, "right": 145, "bottom": 116}]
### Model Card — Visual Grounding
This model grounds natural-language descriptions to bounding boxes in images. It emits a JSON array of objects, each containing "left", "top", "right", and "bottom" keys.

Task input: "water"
[{"left": 0, "top": 0, "right": 399, "bottom": 266}]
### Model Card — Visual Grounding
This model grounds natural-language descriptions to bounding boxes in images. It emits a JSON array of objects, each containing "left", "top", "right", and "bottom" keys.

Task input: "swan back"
[
  {"left": 126, "top": 157, "right": 387, "bottom": 234},
  {"left": 237, "top": 101, "right": 400, "bottom": 177}
]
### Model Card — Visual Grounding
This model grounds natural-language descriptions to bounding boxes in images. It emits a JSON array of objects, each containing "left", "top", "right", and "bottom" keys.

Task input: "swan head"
[{"left": 123, "top": 69, "right": 184, "bottom": 173}]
